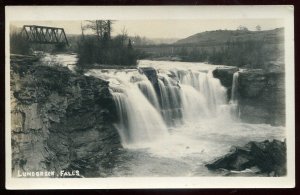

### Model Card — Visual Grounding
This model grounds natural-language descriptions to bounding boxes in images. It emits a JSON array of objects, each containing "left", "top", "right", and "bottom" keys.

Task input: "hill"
[{"left": 175, "top": 28, "right": 284, "bottom": 46}]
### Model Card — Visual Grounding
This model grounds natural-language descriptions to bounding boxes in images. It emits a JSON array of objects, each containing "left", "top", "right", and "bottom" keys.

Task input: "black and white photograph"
[{"left": 5, "top": 6, "right": 295, "bottom": 189}]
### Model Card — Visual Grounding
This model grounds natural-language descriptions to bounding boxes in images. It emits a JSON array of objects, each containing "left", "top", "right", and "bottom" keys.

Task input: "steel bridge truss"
[{"left": 22, "top": 25, "right": 69, "bottom": 46}]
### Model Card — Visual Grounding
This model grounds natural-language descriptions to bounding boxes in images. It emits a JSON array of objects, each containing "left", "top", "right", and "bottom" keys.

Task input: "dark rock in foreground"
[{"left": 205, "top": 139, "right": 286, "bottom": 176}]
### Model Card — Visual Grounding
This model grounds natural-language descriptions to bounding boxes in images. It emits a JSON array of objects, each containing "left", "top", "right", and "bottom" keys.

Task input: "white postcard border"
[{"left": 5, "top": 5, "right": 295, "bottom": 189}]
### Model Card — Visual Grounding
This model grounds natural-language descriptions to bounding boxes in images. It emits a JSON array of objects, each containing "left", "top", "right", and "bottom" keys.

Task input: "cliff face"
[
  {"left": 11, "top": 61, "right": 121, "bottom": 177},
  {"left": 238, "top": 70, "right": 285, "bottom": 126},
  {"left": 213, "top": 68, "right": 285, "bottom": 126}
]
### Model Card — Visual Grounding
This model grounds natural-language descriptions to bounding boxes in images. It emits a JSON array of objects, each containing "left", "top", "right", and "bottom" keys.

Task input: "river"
[{"left": 42, "top": 54, "right": 285, "bottom": 177}]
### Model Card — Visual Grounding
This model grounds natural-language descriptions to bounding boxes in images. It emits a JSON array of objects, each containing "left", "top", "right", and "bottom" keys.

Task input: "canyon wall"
[{"left": 10, "top": 60, "right": 121, "bottom": 177}]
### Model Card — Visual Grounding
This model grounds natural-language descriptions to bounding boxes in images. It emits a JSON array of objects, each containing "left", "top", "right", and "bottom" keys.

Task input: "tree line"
[{"left": 172, "top": 39, "right": 266, "bottom": 68}]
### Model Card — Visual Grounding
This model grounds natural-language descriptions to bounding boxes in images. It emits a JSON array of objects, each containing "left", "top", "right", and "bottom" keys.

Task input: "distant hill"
[
  {"left": 175, "top": 28, "right": 284, "bottom": 46},
  {"left": 137, "top": 28, "right": 285, "bottom": 70}
]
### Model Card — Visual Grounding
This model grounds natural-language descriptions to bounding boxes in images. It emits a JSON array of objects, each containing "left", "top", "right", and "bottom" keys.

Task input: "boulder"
[
  {"left": 205, "top": 139, "right": 286, "bottom": 176},
  {"left": 140, "top": 67, "right": 159, "bottom": 86}
]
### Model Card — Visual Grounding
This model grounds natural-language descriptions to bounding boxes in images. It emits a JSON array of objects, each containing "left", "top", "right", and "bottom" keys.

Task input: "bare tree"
[
  {"left": 120, "top": 27, "right": 128, "bottom": 46},
  {"left": 106, "top": 20, "right": 112, "bottom": 39},
  {"left": 83, "top": 20, "right": 113, "bottom": 41},
  {"left": 80, "top": 22, "right": 85, "bottom": 39}
]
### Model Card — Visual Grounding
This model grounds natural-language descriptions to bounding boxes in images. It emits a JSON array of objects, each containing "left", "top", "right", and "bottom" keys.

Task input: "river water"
[{"left": 42, "top": 54, "right": 285, "bottom": 177}]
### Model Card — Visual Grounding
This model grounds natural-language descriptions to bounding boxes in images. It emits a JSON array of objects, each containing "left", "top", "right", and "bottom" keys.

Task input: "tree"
[
  {"left": 10, "top": 29, "right": 31, "bottom": 55},
  {"left": 128, "top": 39, "right": 133, "bottom": 49},
  {"left": 256, "top": 25, "right": 262, "bottom": 31},
  {"left": 77, "top": 20, "right": 138, "bottom": 67}
]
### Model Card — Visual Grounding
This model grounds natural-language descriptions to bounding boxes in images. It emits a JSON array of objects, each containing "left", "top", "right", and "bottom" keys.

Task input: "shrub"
[{"left": 77, "top": 35, "right": 138, "bottom": 67}]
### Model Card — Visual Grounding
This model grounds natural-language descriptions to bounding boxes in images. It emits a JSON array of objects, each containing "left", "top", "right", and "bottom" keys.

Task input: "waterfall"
[
  {"left": 137, "top": 80, "right": 160, "bottom": 110},
  {"left": 111, "top": 84, "right": 169, "bottom": 146},
  {"left": 180, "top": 85, "right": 209, "bottom": 121},
  {"left": 158, "top": 69, "right": 228, "bottom": 121},
  {"left": 198, "top": 71, "right": 228, "bottom": 116},
  {"left": 228, "top": 71, "right": 240, "bottom": 119},
  {"left": 87, "top": 70, "right": 169, "bottom": 146},
  {"left": 231, "top": 72, "right": 239, "bottom": 104},
  {"left": 86, "top": 64, "right": 237, "bottom": 147},
  {"left": 157, "top": 74, "right": 182, "bottom": 125}
]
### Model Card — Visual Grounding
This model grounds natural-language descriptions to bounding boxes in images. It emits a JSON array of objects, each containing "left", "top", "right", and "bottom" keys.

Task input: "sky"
[{"left": 11, "top": 19, "right": 284, "bottom": 39}]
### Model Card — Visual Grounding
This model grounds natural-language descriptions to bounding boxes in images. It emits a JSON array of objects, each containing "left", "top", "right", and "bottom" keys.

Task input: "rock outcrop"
[
  {"left": 11, "top": 60, "right": 121, "bottom": 177},
  {"left": 205, "top": 139, "right": 286, "bottom": 176},
  {"left": 140, "top": 67, "right": 161, "bottom": 96},
  {"left": 238, "top": 69, "right": 285, "bottom": 126},
  {"left": 212, "top": 67, "right": 239, "bottom": 88},
  {"left": 140, "top": 67, "right": 164, "bottom": 107}
]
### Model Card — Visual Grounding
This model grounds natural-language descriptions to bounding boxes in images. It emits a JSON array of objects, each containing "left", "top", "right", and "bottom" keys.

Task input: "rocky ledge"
[
  {"left": 205, "top": 139, "right": 286, "bottom": 176},
  {"left": 11, "top": 59, "right": 121, "bottom": 177}
]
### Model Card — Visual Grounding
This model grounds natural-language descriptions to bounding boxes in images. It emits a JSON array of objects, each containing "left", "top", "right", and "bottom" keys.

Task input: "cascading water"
[
  {"left": 231, "top": 72, "right": 239, "bottom": 104},
  {"left": 137, "top": 80, "right": 161, "bottom": 110},
  {"left": 157, "top": 69, "right": 228, "bottom": 122},
  {"left": 157, "top": 73, "right": 183, "bottom": 125},
  {"left": 86, "top": 70, "right": 169, "bottom": 146},
  {"left": 85, "top": 60, "right": 282, "bottom": 154},
  {"left": 87, "top": 64, "right": 236, "bottom": 146},
  {"left": 229, "top": 72, "right": 240, "bottom": 119}
]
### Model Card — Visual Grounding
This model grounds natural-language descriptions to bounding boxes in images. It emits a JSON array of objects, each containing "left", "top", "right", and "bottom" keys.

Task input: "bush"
[{"left": 77, "top": 35, "right": 138, "bottom": 67}]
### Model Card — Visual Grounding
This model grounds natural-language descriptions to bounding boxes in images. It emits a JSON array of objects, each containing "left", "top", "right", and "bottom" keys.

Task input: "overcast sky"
[{"left": 11, "top": 19, "right": 284, "bottom": 39}]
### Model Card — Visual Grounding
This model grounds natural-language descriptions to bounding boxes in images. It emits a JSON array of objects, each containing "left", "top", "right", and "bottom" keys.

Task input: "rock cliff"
[
  {"left": 238, "top": 70, "right": 285, "bottom": 126},
  {"left": 10, "top": 59, "right": 121, "bottom": 177},
  {"left": 213, "top": 67, "right": 285, "bottom": 126}
]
